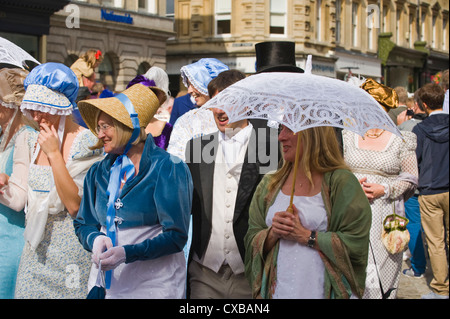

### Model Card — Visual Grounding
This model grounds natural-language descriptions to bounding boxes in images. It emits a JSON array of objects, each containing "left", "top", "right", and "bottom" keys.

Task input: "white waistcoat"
[{"left": 197, "top": 128, "right": 251, "bottom": 274}]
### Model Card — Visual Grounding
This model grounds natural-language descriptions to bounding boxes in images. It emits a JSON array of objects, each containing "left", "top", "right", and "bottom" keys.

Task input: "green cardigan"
[{"left": 244, "top": 169, "right": 372, "bottom": 299}]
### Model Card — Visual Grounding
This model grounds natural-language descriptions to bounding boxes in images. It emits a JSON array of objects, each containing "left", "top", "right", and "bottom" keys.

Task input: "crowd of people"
[{"left": 0, "top": 40, "right": 448, "bottom": 300}]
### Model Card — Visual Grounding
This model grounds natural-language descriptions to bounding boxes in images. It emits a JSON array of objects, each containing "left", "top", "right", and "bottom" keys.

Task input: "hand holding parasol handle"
[{"left": 287, "top": 133, "right": 302, "bottom": 214}]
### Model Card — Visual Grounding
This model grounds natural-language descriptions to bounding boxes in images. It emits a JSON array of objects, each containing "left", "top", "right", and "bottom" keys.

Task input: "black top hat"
[{"left": 255, "top": 41, "right": 304, "bottom": 73}]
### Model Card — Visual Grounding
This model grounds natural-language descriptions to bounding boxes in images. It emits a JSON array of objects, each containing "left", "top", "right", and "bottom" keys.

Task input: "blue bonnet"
[
  {"left": 21, "top": 62, "right": 79, "bottom": 117},
  {"left": 180, "top": 58, "right": 229, "bottom": 96}
]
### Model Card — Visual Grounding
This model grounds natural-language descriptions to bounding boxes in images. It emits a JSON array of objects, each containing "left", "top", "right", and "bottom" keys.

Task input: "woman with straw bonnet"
[
  {"left": 11, "top": 62, "right": 104, "bottom": 298},
  {"left": 342, "top": 78, "right": 418, "bottom": 299},
  {"left": 244, "top": 126, "right": 372, "bottom": 299},
  {"left": 0, "top": 67, "right": 38, "bottom": 299},
  {"left": 74, "top": 83, "right": 193, "bottom": 298}
]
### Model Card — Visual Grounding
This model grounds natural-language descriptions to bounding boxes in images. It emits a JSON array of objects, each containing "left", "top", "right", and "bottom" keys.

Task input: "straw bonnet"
[
  {"left": 21, "top": 62, "right": 79, "bottom": 118},
  {"left": 361, "top": 78, "right": 398, "bottom": 112},
  {"left": 0, "top": 68, "right": 28, "bottom": 109},
  {"left": 77, "top": 83, "right": 166, "bottom": 136},
  {"left": 180, "top": 58, "right": 229, "bottom": 96},
  {"left": 255, "top": 41, "right": 304, "bottom": 74}
]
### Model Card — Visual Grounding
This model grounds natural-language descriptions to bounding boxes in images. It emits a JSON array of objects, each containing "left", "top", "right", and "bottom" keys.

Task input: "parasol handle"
[{"left": 287, "top": 133, "right": 302, "bottom": 214}]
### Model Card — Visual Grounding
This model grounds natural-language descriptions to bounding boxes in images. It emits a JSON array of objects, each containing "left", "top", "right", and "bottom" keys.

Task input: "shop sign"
[
  {"left": 101, "top": 9, "right": 133, "bottom": 24},
  {"left": 311, "top": 62, "right": 336, "bottom": 77}
]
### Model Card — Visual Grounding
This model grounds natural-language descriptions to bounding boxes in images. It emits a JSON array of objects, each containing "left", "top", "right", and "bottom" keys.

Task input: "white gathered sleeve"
[
  {"left": 0, "top": 129, "right": 34, "bottom": 212},
  {"left": 386, "top": 132, "right": 418, "bottom": 201}
]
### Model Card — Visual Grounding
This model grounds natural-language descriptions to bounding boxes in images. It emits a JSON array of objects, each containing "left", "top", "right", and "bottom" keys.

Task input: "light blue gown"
[{"left": 0, "top": 125, "right": 36, "bottom": 299}]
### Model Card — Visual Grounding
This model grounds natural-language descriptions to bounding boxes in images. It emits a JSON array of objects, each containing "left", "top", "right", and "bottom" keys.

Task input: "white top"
[
  {"left": 266, "top": 190, "right": 328, "bottom": 299},
  {"left": 0, "top": 127, "right": 37, "bottom": 211}
]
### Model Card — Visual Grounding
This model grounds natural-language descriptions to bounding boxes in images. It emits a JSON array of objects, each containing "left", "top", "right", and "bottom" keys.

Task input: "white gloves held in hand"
[{"left": 92, "top": 235, "right": 126, "bottom": 271}]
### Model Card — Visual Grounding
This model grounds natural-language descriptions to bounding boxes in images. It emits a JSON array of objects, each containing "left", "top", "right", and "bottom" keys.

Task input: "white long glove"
[
  {"left": 92, "top": 235, "right": 113, "bottom": 266},
  {"left": 98, "top": 246, "right": 126, "bottom": 271}
]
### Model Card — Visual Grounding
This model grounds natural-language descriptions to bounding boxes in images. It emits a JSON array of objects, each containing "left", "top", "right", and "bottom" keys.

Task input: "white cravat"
[{"left": 220, "top": 124, "right": 253, "bottom": 169}]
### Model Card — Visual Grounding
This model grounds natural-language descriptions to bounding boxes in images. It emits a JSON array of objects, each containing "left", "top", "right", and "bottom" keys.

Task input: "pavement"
[{"left": 396, "top": 252, "right": 435, "bottom": 299}]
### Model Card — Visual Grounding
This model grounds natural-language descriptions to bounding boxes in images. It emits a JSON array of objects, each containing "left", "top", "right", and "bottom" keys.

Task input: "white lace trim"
[
  {"left": 0, "top": 37, "right": 41, "bottom": 69},
  {"left": 181, "top": 68, "right": 209, "bottom": 96},
  {"left": 0, "top": 98, "right": 17, "bottom": 109},
  {"left": 20, "top": 101, "right": 73, "bottom": 119}
]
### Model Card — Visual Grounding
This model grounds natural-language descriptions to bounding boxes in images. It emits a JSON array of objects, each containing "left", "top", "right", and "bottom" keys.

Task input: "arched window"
[
  {"left": 137, "top": 61, "right": 151, "bottom": 75},
  {"left": 64, "top": 54, "right": 79, "bottom": 67},
  {"left": 98, "top": 53, "right": 117, "bottom": 91}
]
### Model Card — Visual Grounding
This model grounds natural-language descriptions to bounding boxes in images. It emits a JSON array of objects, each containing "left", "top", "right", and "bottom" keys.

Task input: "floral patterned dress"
[
  {"left": 14, "top": 129, "right": 103, "bottom": 299},
  {"left": 343, "top": 130, "right": 418, "bottom": 299}
]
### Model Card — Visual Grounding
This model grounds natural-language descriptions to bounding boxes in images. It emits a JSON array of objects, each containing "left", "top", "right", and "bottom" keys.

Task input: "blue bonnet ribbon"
[
  {"left": 104, "top": 92, "right": 140, "bottom": 289},
  {"left": 23, "top": 62, "right": 79, "bottom": 108}
]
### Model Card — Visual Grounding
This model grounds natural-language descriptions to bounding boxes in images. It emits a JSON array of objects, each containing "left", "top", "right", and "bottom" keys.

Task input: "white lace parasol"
[
  {"left": 202, "top": 55, "right": 401, "bottom": 138},
  {"left": 0, "top": 37, "right": 40, "bottom": 69}
]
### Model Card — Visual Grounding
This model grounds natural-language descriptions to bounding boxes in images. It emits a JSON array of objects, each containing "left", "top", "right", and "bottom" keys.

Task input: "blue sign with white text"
[{"left": 101, "top": 9, "right": 133, "bottom": 24}]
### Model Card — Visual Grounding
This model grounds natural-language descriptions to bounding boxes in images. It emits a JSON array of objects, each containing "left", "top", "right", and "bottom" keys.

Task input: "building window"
[
  {"left": 64, "top": 54, "right": 79, "bottom": 68},
  {"left": 352, "top": 2, "right": 359, "bottom": 47},
  {"left": 366, "top": 2, "right": 378, "bottom": 50},
  {"left": 382, "top": 5, "right": 388, "bottom": 33},
  {"left": 396, "top": 9, "right": 401, "bottom": 45},
  {"left": 421, "top": 9, "right": 426, "bottom": 41},
  {"left": 409, "top": 13, "right": 415, "bottom": 48},
  {"left": 270, "top": 0, "right": 286, "bottom": 35},
  {"left": 138, "top": 0, "right": 157, "bottom": 14},
  {"left": 335, "top": 0, "right": 342, "bottom": 44},
  {"left": 215, "top": 0, "right": 231, "bottom": 35},
  {"left": 166, "top": 0, "right": 175, "bottom": 18},
  {"left": 102, "top": 0, "right": 123, "bottom": 8},
  {"left": 137, "top": 62, "right": 151, "bottom": 75},
  {"left": 368, "top": 20, "right": 374, "bottom": 50},
  {"left": 99, "top": 53, "right": 116, "bottom": 91},
  {"left": 432, "top": 14, "right": 437, "bottom": 48},
  {"left": 0, "top": 32, "right": 40, "bottom": 67},
  {"left": 316, "top": 0, "right": 322, "bottom": 41},
  {"left": 443, "top": 17, "right": 448, "bottom": 50}
]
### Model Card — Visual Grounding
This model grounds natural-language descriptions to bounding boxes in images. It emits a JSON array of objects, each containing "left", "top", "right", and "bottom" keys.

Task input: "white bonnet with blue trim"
[
  {"left": 21, "top": 62, "right": 79, "bottom": 118},
  {"left": 180, "top": 58, "right": 229, "bottom": 96}
]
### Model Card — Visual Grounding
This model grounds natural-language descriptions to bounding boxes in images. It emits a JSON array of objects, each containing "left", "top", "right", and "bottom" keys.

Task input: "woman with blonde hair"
[{"left": 244, "top": 125, "right": 372, "bottom": 299}]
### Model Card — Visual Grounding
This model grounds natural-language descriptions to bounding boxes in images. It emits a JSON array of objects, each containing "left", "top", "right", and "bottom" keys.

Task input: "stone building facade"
[
  {"left": 167, "top": 0, "right": 448, "bottom": 93},
  {"left": 1, "top": 0, "right": 174, "bottom": 92},
  {"left": 1, "top": 0, "right": 448, "bottom": 93}
]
